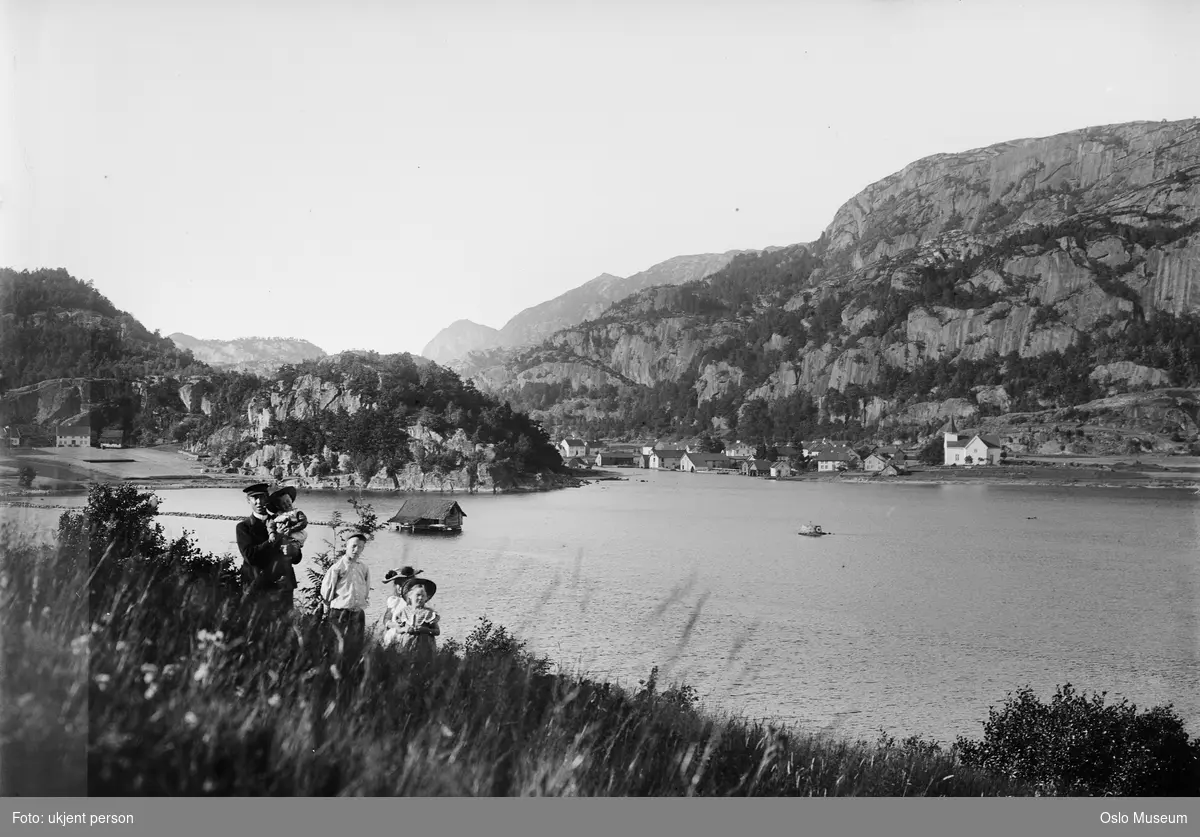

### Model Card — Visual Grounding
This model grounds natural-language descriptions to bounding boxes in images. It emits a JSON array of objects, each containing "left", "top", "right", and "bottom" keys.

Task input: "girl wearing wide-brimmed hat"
[{"left": 382, "top": 573, "right": 440, "bottom": 662}]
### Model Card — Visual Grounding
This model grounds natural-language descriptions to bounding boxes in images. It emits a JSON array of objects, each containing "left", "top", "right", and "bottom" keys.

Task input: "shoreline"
[{"left": 4, "top": 470, "right": 1196, "bottom": 501}]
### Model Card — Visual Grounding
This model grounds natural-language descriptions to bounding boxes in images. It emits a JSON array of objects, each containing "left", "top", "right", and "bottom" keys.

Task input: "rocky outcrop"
[
  {"left": 178, "top": 379, "right": 213, "bottom": 415},
  {"left": 695, "top": 362, "right": 745, "bottom": 403},
  {"left": 247, "top": 373, "right": 365, "bottom": 437},
  {"left": 1089, "top": 362, "right": 1171, "bottom": 391},
  {"left": 0, "top": 378, "right": 121, "bottom": 426},
  {"left": 233, "top": 424, "right": 500, "bottom": 493}
]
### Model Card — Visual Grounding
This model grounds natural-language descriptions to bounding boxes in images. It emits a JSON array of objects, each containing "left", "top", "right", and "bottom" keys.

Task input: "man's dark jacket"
[{"left": 236, "top": 514, "right": 300, "bottom": 593}]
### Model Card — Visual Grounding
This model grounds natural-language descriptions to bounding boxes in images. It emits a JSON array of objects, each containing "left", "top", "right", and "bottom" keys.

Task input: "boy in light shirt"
[{"left": 319, "top": 532, "right": 371, "bottom": 653}]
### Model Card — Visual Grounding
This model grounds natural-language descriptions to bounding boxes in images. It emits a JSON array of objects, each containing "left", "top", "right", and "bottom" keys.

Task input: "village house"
[
  {"left": 5, "top": 424, "right": 51, "bottom": 447},
  {"left": 56, "top": 424, "right": 94, "bottom": 448},
  {"left": 594, "top": 451, "right": 637, "bottom": 467},
  {"left": 649, "top": 449, "right": 686, "bottom": 470},
  {"left": 680, "top": 450, "right": 734, "bottom": 472},
  {"left": 98, "top": 429, "right": 125, "bottom": 449},
  {"left": 769, "top": 460, "right": 793, "bottom": 478},
  {"left": 739, "top": 458, "right": 772, "bottom": 476},
  {"left": 863, "top": 446, "right": 907, "bottom": 473},
  {"left": 724, "top": 442, "right": 756, "bottom": 460},
  {"left": 816, "top": 449, "right": 855, "bottom": 472},
  {"left": 558, "top": 438, "right": 587, "bottom": 459},
  {"left": 942, "top": 418, "right": 1003, "bottom": 465}
]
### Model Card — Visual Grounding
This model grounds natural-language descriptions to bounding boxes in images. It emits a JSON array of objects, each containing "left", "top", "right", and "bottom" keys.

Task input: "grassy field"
[{"left": 3, "top": 484, "right": 1197, "bottom": 797}]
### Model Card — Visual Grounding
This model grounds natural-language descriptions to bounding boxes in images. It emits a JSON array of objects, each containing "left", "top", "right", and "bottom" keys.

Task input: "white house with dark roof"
[
  {"left": 56, "top": 424, "right": 93, "bottom": 447},
  {"left": 723, "top": 442, "right": 756, "bottom": 460},
  {"left": 558, "top": 438, "right": 587, "bottom": 459},
  {"left": 864, "top": 446, "right": 906, "bottom": 473},
  {"left": 650, "top": 449, "right": 686, "bottom": 470},
  {"left": 942, "top": 417, "right": 1003, "bottom": 465},
  {"left": 769, "top": 460, "right": 793, "bottom": 478}
]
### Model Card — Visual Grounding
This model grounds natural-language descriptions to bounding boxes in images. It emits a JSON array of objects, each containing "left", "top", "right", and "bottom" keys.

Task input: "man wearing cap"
[{"left": 235, "top": 483, "right": 301, "bottom": 615}]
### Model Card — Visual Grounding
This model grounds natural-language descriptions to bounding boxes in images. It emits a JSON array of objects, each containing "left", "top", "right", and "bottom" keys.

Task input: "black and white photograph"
[{"left": 1, "top": 0, "right": 1198, "bottom": 819}]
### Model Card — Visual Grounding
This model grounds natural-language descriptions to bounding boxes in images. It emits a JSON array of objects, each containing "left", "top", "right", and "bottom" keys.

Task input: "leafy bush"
[{"left": 955, "top": 684, "right": 1200, "bottom": 796}]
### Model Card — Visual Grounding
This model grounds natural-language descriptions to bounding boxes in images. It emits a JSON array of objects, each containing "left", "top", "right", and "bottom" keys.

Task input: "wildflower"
[
  {"left": 183, "top": 711, "right": 199, "bottom": 728},
  {"left": 162, "top": 664, "right": 181, "bottom": 679},
  {"left": 144, "top": 684, "right": 158, "bottom": 700},
  {"left": 94, "top": 674, "right": 111, "bottom": 691},
  {"left": 90, "top": 622, "right": 102, "bottom": 634},
  {"left": 41, "top": 606, "right": 50, "bottom": 617},
  {"left": 267, "top": 694, "right": 282, "bottom": 709},
  {"left": 70, "top": 634, "right": 89, "bottom": 656},
  {"left": 202, "top": 779, "right": 215, "bottom": 793},
  {"left": 115, "top": 641, "right": 129, "bottom": 652},
  {"left": 193, "top": 663, "right": 211, "bottom": 684},
  {"left": 196, "top": 629, "right": 225, "bottom": 646}
]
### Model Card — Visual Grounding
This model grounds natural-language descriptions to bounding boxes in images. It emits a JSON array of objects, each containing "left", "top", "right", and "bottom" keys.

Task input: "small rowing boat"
[{"left": 797, "top": 524, "right": 829, "bottom": 537}]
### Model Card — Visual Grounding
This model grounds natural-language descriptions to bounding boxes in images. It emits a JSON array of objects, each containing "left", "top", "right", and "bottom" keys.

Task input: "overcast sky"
[{"left": 2, "top": 0, "right": 1198, "bottom": 356}]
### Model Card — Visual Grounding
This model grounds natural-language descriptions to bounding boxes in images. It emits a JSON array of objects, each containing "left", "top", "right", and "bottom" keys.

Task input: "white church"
[{"left": 942, "top": 416, "right": 1004, "bottom": 465}]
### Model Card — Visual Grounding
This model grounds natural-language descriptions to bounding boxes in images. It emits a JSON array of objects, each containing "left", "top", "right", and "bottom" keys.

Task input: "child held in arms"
[{"left": 267, "top": 486, "right": 308, "bottom": 558}]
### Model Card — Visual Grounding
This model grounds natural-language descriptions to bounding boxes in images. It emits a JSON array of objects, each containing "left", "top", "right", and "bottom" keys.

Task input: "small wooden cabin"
[{"left": 388, "top": 498, "right": 467, "bottom": 533}]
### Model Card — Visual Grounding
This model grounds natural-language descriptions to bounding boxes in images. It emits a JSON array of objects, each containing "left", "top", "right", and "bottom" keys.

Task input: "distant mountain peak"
[
  {"left": 421, "top": 320, "right": 501, "bottom": 365},
  {"left": 169, "top": 332, "right": 326, "bottom": 373}
]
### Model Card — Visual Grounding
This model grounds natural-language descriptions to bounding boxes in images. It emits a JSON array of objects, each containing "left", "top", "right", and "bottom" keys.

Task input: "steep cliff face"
[
  {"left": 245, "top": 373, "right": 365, "bottom": 437},
  {"left": 465, "top": 120, "right": 1200, "bottom": 445},
  {"left": 0, "top": 378, "right": 121, "bottom": 426}
]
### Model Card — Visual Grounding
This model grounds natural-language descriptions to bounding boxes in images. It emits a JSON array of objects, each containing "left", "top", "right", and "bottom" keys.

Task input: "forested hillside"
[{"left": 0, "top": 269, "right": 206, "bottom": 390}]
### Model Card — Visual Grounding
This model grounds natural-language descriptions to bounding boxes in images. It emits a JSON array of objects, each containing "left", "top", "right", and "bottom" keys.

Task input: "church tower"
[{"left": 942, "top": 416, "right": 959, "bottom": 465}]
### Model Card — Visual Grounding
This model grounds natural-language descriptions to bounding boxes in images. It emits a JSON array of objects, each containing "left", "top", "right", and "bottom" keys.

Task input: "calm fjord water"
[{"left": 11, "top": 470, "right": 1199, "bottom": 744}]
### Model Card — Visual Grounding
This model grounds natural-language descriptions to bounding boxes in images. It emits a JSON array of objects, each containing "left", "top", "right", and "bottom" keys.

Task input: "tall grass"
[{"left": 3, "top": 484, "right": 1194, "bottom": 796}]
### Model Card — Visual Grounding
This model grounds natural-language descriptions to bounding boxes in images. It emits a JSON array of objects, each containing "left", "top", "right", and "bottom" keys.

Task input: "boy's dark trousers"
[{"left": 327, "top": 608, "right": 366, "bottom": 655}]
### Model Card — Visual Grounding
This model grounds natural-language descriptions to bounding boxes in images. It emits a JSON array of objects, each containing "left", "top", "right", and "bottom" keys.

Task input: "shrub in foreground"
[{"left": 955, "top": 684, "right": 1200, "bottom": 796}]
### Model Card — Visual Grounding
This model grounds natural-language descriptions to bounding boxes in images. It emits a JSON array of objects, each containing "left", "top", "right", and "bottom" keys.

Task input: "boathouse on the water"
[{"left": 387, "top": 497, "right": 467, "bottom": 532}]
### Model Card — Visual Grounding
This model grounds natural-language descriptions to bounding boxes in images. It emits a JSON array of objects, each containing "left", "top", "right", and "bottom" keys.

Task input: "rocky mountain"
[
  {"left": 424, "top": 252, "right": 750, "bottom": 365},
  {"left": 496, "top": 252, "right": 750, "bottom": 348},
  {"left": 460, "top": 120, "right": 1200, "bottom": 454},
  {"left": 168, "top": 333, "right": 326, "bottom": 374},
  {"left": 420, "top": 319, "right": 501, "bottom": 365}
]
